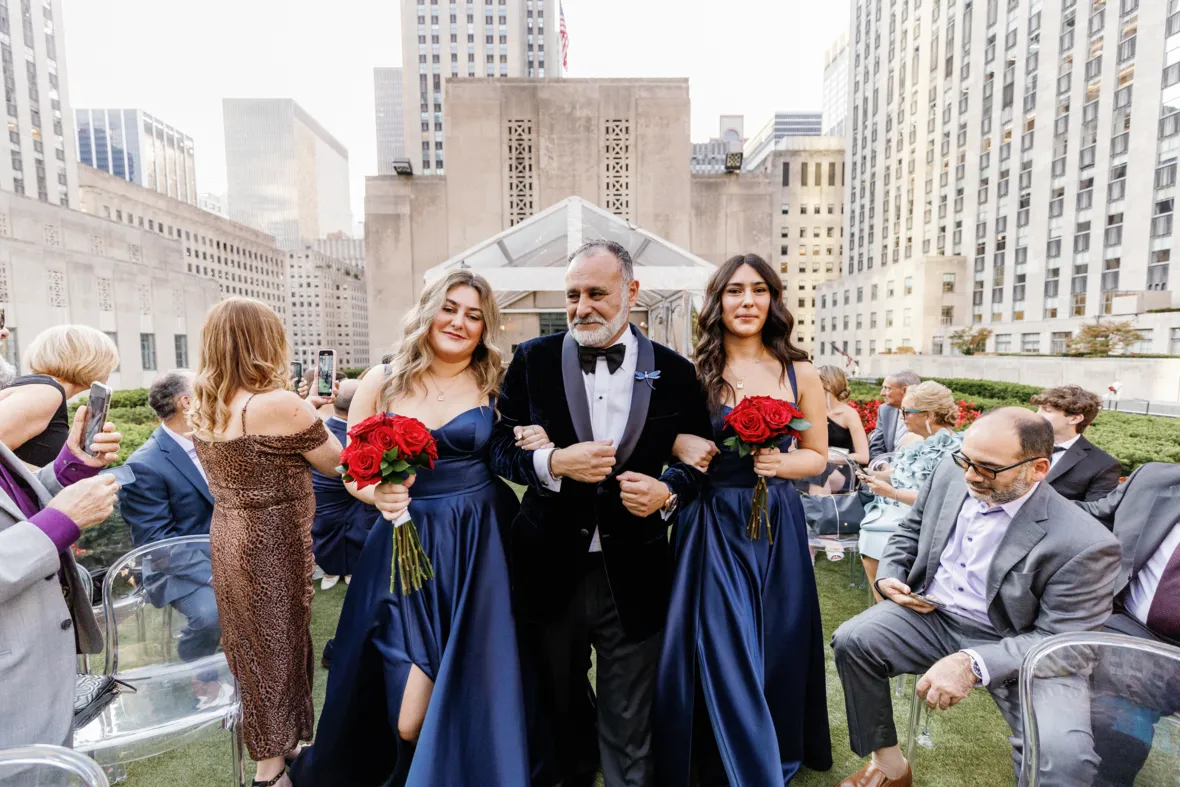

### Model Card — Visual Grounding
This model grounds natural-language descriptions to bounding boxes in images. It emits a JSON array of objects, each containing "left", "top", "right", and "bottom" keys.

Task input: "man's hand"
[
  {"left": 67, "top": 405, "right": 122, "bottom": 468},
  {"left": 47, "top": 475, "right": 119, "bottom": 528},
  {"left": 917, "top": 652, "right": 976, "bottom": 710},
  {"left": 551, "top": 440, "right": 615, "bottom": 483},
  {"left": 672, "top": 434, "right": 719, "bottom": 472},
  {"left": 374, "top": 474, "right": 416, "bottom": 521},
  {"left": 877, "top": 577, "right": 938, "bottom": 614},
  {"left": 514, "top": 424, "right": 554, "bottom": 452},
  {"left": 618, "top": 472, "right": 671, "bottom": 518}
]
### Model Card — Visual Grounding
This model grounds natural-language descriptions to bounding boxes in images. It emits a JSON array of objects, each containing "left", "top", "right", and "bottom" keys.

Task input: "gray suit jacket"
[
  {"left": 868, "top": 403, "right": 901, "bottom": 461},
  {"left": 0, "top": 440, "right": 102, "bottom": 748},
  {"left": 878, "top": 457, "right": 1122, "bottom": 687},
  {"left": 1078, "top": 462, "right": 1180, "bottom": 600}
]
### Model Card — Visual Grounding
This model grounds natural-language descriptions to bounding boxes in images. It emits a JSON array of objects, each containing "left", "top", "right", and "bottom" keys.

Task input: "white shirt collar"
[
  {"left": 160, "top": 422, "right": 196, "bottom": 454},
  {"left": 1056, "top": 434, "right": 1081, "bottom": 452},
  {"left": 327, "top": 415, "right": 348, "bottom": 426},
  {"left": 973, "top": 481, "right": 1040, "bottom": 519}
]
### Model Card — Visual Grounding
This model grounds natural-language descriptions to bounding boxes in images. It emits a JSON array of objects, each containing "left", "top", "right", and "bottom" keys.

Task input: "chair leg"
[
  {"left": 229, "top": 710, "right": 247, "bottom": 787},
  {"left": 905, "top": 679, "right": 924, "bottom": 764},
  {"left": 894, "top": 673, "right": 908, "bottom": 698}
]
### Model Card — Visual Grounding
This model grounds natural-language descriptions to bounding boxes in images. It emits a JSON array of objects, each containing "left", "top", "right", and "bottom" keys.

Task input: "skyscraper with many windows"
[
  {"left": 0, "top": 0, "right": 78, "bottom": 207},
  {"left": 823, "top": 35, "right": 850, "bottom": 137},
  {"left": 76, "top": 109, "right": 197, "bottom": 205},
  {"left": 374, "top": 67, "right": 406, "bottom": 174},
  {"left": 400, "top": 0, "right": 563, "bottom": 175},
  {"left": 817, "top": 0, "right": 1180, "bottom": 361}
]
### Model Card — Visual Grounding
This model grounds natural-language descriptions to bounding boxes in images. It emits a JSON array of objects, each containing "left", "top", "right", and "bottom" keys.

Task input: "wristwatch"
[{"left": 660, "top": 485, "right": 678, "bottom": 516}]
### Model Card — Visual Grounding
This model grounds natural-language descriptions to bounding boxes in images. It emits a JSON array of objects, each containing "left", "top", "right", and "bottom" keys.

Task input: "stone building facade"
[
  {"left": 288, "top": 244, "right": 370, "bottom": 369},
  {"left": 0, "top": 189, "right": 219, "bottom": 389}
]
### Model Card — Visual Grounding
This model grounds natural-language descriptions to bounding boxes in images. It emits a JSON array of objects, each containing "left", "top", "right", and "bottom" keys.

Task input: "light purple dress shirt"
[
  {"left": 925, "top": 482, "right": 1040, "bottom": 684},
  {"left": 0, "top": 444, "right": 100, "bottom": 555}
]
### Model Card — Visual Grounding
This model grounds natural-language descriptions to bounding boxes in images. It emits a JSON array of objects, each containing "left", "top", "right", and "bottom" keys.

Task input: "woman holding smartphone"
[{"left": 188, "top": 298, "right": 342, "bottom": 787}]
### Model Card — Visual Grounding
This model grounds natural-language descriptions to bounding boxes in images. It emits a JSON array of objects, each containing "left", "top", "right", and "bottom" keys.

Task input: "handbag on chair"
[
  {"left": 799, "top": 454, "right": 872, "bottom": 537},
  {"left": 73, "top": 675, "right": 135, "bottom": 730}
]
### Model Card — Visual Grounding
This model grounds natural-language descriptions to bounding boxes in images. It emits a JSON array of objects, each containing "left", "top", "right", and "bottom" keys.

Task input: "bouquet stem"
[
  {"left": 746, "top": 477, "right": 774, "bottom": 543},
  {"left": 390, "top": 514, "right": 435, "bottom": 595}
]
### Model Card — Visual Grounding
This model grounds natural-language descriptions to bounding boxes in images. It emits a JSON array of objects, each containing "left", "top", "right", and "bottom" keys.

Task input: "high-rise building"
[
  {"left": 288, "top": 241, "right": 370, "bottom": 368},
  {"left": 743, "top": 112, "right": 825, "bottom": 171},
  {"left": 75, "top": 109, "right": 197, "bottom": 204},
  {"left": 199, "top": 192, "right": 227, "bottom": 218},
  {"left": 375, "top": 67, "right": 406, "bottom": 174},
  {"left": 823, "top": 35, "right": 850, "bottom": 137},
  {"left": 0, "top": 0, "right": 78, "bottom": 207},
  {"left": 78, "top": 165, "right": 289, "bottom": 321},
  {"left": 691, "top": 115, "right": 744, "bottom": 174},
  {"left": 400, "top": 0, "right": 563, "bottom": 175},
  {"left": 817, "top": 0, "right": 1180, "bottom": 362},
  {"left": 222, "top": 98, "right": 351, "bottom": 250}
]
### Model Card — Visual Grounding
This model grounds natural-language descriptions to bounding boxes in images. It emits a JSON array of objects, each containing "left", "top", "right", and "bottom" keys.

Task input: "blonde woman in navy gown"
[{"left": 655, "top": 254, "right": 833, "bottom": 785}]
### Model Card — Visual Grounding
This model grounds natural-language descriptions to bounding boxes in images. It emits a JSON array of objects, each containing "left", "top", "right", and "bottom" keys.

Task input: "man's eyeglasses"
[{"left": 951, "top": 451, "right": 1040, "bottom": 480}]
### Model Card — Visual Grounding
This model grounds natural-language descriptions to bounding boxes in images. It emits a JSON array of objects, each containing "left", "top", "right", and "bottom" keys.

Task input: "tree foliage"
[
  {"left": 948, "top": 327, "right": 992, "bottom": 356},
  {"left": 1066, "top": 320, "right": 1144, "bottom": 356}
]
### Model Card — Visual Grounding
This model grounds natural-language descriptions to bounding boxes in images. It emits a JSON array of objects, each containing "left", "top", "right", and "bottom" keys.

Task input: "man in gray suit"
[
  {"left": 1077, "top": 463, "right": 1180, "bottom": 786},
  {"left": 832, "top": 408, "right": 1121, "bottom": 787},
  {"left": 868, "top": 370, "right": 920, "bottom": 462},
  {"left": 0, "top": 404, "right": 121, "bottom": 750}
]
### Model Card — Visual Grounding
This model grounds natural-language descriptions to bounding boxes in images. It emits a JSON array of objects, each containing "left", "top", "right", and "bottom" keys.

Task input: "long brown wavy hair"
[
  {"left": 378, "top": 270, "right": 505, "bottom": 409},
  {"left": 694, "top": 253, "right": 809, "bottom": 412},
  {"left": 188, "top": 297, "right": 291, "bottom": 440}
]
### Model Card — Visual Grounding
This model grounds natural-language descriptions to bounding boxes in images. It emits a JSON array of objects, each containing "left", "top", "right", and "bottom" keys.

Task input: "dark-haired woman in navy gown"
[
  {"left": 290, "top": 270, "right": 552, "bottom": 787},
  {"left": 655, "top": 253, "right": 833, "bottom": 785}
]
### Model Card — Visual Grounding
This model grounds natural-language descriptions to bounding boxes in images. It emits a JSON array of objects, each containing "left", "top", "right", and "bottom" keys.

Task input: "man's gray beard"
[
  {"left": 967, "top": 467, "right": 1034, "bottom": 505},
  {"left": 569, "top": 307, "right": 631, "bottom": 348}
]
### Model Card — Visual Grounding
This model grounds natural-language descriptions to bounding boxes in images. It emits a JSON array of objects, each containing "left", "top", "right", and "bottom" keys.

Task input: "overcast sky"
[{"left": 63, "top": 0, "right": 848, "bottom": 224}]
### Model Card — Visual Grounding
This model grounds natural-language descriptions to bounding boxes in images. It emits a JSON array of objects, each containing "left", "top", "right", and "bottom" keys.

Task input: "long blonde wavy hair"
[
  {"left": 188, "top": 297, "right": 291, "bottom": 440},
  {"left": 378, "top": 270, "right": 505, "bottom": 410}
]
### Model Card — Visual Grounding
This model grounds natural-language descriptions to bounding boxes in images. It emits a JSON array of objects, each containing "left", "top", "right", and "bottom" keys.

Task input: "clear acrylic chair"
[
  {"left": 802, "top": 449, "right": 871, "bottom": 596},
  {"left": 1020, "top": 631, "right": 1180, "bottom": 787},
  {"left": 72, "top": 535, "right": 246, "bottom": 787},
  {"left": 0, "top": 744, "right": 110, "bottom": 787},
  {"left": 75, "top": 565, "right": 95, "bottom": 674}
]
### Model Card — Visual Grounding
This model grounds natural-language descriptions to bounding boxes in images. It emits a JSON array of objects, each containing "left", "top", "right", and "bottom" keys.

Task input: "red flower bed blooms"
[{"left": 847, "top": 398, "right": 981, "bottom": 432}]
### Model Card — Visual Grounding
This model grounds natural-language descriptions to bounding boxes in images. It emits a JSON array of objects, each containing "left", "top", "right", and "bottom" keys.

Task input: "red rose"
[
  {"left": 369, "top": 422, "right": 398, "bottom": 454},
  {"left": 392, "top": 415, "right": 435, "bottom": 459},
  {"left": 349, "top": 413, "right": 388, "bottom": 442},
  {"left": 726, "top": 402, "right": 771, "bottom": 444},
  {"left": 345, "top": 443, "right": 384, "bottom": 488},
  {"left": 758, "top": 397, "right": 801, "bottom": 434}
]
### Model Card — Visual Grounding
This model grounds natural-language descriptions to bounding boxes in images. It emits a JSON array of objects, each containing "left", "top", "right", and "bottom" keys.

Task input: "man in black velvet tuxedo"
[
  {"left": 1030, "top": 384, "right": 1122, "bottom": 502},
  {"left": 490, "top": 240, "right": 712, "bottom": 787}
]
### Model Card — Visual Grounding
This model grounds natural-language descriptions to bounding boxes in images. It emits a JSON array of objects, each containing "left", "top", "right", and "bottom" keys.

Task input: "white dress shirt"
[
  {"left": 534, "top": 329, "right": 638, "bottom": 552},
  {"left": 1126, "top": 520, "right": 1180, "bottom": 626},
  {"left": 160, "top": 422, "right": 207, "bottom": 481},
  {"left": 893, "top": 408, "right": 908, "bottom": 448},
  {"left": 924, "top": 482, "right": 1040, "bottom": 685},
  {"left": 1049, "top": 434, "right": 1081, "bottom": 468}
]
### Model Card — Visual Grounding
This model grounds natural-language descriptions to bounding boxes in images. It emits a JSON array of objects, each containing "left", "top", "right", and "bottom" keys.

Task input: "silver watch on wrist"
[{"left": 660, "top": 485, "right": 678, "bottom": 516}]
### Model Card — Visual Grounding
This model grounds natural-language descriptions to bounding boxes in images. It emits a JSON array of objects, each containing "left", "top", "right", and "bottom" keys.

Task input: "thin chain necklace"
[
  {"left": 727, "top": 346, "right": 766, "bottom": 391},
  {"left": 427, "top": 368, "right": 465, "bottom": 402}
]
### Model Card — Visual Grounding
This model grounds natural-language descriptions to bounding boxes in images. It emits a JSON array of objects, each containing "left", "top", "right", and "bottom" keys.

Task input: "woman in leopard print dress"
[{"left": 188, "top": 298, "right": 343, "bottom": 787}]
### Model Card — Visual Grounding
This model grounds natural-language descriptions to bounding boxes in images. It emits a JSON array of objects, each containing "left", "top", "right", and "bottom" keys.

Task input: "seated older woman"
[
  {"left": 858, "top": 380, "right": 961, "bottom": 594},
  {"left": 0, "top": 325, "right": 119, "bottom": 467}
]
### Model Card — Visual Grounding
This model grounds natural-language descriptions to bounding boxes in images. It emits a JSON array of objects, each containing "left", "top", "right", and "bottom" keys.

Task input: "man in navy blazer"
[{"left": 119, "top": 371, "right": 221, "bottom": 694}]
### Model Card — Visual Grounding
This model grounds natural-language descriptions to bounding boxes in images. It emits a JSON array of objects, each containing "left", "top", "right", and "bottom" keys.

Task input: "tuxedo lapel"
[
  {"left": 614, "top": 326, "right": 654, "bottom": 469},
  {"left": 156, "top": 429, "right": 214, "bottom": 505},
  {"left": 1046, "top": 439, "right": 1087, "bottom": 483},
  {"left": 561, "top": 332, "right": 594, "bottom": 444}
]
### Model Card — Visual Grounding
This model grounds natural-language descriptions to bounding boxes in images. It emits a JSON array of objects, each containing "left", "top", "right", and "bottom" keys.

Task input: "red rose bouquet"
[
  {"left": 338, "top": 413, "right": 439, "bottom": 594},
  {"left": 723, "top": 396, "right": 811, "bottom": 542}
]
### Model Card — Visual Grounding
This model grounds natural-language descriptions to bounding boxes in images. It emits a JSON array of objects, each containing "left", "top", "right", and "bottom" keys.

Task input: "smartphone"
[
  {"left": 82, "top": 382, "right": 113, "bottom": 457},
  {"left": 100, "top": 465, "right": 137, "bottom": 486},
  {"left": 0, "top": 307, "right": 6, "bottom": 330},
  {"left": 291, "top": 361, "right": 303, "bottom": 390},
  {"left": 317, "top": 350, "right": 336, "bottom": 396},
  {"left": 909, "top": 592, "right": 947, "bottom": 610}
]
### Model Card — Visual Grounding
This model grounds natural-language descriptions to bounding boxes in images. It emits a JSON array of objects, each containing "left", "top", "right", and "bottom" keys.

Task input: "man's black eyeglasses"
[{"left": 951, "top": 451, "right": 1040, "bottom": 480}]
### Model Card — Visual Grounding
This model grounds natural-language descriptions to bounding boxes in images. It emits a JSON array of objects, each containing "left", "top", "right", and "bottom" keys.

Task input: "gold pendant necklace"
[
  {"left": 729, "top": 346, "right": 766, "bottom": 392},
  {"left": 428, "top": 369, "right": 464, "bottom": 402}
]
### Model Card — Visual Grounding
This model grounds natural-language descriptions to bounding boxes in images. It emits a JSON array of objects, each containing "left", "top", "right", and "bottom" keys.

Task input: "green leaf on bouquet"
[
  {"left": 789, "top": 417, "right": 812, "bottom": 431},
  {"left": 722, "top": 436, "right": 739, "bottom": 451},
  {"left": 380, "top": 460, "right": 392, "bottom": 472},
  {"left": 737, "top": 442, "right": 752, "bottom": 458},
  {"left": 390, "top": 459, "right": 410, "bottom": 472}
]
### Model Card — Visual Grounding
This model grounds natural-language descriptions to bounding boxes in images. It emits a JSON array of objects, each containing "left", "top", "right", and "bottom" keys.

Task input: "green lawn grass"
[{"left": 118, "top": 556, "right": 1015, "bottom": 787}]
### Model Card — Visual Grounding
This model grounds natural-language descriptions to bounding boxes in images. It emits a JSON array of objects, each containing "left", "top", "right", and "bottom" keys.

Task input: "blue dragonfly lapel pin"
[{"left": 635, "top": 370, "right": 660, "bottom": 389}]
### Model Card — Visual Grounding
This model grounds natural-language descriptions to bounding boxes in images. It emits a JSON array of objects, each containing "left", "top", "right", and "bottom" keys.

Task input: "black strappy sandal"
[{"left": 251, "top": 769, "right": 290, "bottom": 787}]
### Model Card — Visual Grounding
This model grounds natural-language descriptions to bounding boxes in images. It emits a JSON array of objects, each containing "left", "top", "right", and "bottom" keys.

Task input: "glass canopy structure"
[{"left": 424, "top": 197, "right": 714, "bottom": 355}]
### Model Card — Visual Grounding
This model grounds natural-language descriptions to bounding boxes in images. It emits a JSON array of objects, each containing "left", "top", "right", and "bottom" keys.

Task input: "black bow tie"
[
  {"left": 1053, "top": 445, "right": 1068, "bottom": 453},
  {"left": 578, "top": 343, "right": 626, "bottom": 375}
]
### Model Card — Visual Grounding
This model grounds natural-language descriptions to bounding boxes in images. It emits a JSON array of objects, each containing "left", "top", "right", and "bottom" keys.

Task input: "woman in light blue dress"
[{"left": 857, "top": 381, "right": 961, "bottom": 593}]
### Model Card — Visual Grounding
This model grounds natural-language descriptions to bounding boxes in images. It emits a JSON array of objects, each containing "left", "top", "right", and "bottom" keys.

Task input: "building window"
[
  {"left": 538, "top": 312, "right": 565, "bottom": 336},
  {"left": 941, "top": 306, "right": 954, "bottom": 325},
  {"left": 1050, "top": 332, "right": 1071, "bottom": 354},
  {"left": 174, "top": 335, "right": 188, "bottom": 368},
  {"left": 1021, "top": 333, "right": 1041, "bottom": 354},
  {"left": 995, "top": 333, "right": 1013, "bottom": 353},
  {"left": 933, "top": 338, "right": 944, "bottom": 355},
  {"left": 1134, "top": 329, "right": 1153, "bottom": 354},
  {"left": 782, "top": 162, "right": 790, "bottom": 186},
  {"left": 140, "top": 333, "right": 157, "bottom": 371},
  {"left": 942, "top": 272, "right": 955, "bottom": 292},
  {"left": 801, "top": 162, "right": 808, "bottom": 187},
  {"left": 1170, "top": 327, "right": 1180, "bottom": 356}
]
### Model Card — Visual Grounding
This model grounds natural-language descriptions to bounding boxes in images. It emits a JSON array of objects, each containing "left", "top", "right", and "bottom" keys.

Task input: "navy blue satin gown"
[
  {"left": 311, "top": 417, "right": 378, "bottom": 577},
  {"left": 654, "top": 367, "right": 832, "bottom": 786},
  {"left": 290, "top": 406, "right": 529, "bottom": 787}
]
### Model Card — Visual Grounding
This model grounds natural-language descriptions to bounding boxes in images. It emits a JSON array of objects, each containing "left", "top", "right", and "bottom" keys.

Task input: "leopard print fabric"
[{"left": 194, "top": 416, "right": 330, "bottom": 761}]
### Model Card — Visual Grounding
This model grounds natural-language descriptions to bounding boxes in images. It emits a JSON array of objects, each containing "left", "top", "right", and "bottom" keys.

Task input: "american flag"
[{"left": 559, "top": 2, "right": 569, "bottom": 70}]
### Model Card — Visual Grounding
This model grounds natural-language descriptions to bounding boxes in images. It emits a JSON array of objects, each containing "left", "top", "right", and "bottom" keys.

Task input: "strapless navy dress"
[
  {"left": 290, "top": 406, "right": 529, "bottom": 787},
  {"left": 654, "top": 366, "right": 832, "bottom": 785}
]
